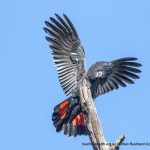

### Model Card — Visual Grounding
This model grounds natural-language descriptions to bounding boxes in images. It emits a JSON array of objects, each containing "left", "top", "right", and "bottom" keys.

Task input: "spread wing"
[
  {"left": 88, "top": 57, "right": 142, "bottom": 99},
  {"left": 44, "top": 14, "right": 85, "bottom": 96}
]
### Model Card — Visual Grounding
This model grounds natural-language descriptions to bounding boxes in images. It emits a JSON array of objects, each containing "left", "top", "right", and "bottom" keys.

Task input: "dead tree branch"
[{"left": 79, "top": 78, "right": 125, "bottom": 150}]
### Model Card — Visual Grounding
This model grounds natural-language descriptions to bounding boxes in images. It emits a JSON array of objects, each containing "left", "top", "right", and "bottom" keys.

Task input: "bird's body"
[{"left": 44, "top": 14, "right": 142, "bottom": 137}]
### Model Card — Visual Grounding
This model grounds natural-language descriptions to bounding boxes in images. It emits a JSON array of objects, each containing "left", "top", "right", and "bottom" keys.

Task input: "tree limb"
[{"left": 79, "top": 78, "right": 125, "bottom": 150}]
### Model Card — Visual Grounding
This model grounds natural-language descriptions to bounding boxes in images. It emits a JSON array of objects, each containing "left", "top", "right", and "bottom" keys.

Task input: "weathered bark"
[{"left": 79, "top": 78, "right": 125, "bottom": 150}]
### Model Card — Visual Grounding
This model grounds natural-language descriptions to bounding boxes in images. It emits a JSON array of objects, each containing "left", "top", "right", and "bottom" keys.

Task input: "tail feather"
[
  {"left": 54, "top": 99, "right": 69, "bottom": 113},
  {"left": 52, "top": 96, "right": 87, "bottom": 137}
]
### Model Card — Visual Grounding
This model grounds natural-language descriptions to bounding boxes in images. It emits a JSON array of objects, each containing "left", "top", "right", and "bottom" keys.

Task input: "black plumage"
[
  {"left": 87, "top": 57, "right": 142, "bottom": 98},
  {"left": 44, "top": 14, "right": 85, "bottom": 96},
  {"left": 44, "top": 14, "right": 142, "bottom": 137}
]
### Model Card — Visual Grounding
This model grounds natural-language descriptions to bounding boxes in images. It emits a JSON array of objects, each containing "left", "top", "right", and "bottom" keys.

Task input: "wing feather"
[
  {"left": 44, "top": 14, "right": 85, "bottom": 95},
  {"left": 88, "top": 57, "right": 142, "bottom": 99}
]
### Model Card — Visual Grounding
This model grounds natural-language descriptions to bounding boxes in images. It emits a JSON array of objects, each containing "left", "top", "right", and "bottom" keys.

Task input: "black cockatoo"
[{"left": 44, "top": 14, "right": 142, "bottom": 137}]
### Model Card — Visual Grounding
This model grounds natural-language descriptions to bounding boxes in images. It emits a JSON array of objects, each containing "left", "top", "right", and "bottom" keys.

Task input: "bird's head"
[{"left": 87, "top": 61, "right": 113, "bottom": 80}]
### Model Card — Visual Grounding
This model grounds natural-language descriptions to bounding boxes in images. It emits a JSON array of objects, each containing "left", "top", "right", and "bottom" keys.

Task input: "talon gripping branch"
[{"left": 44, "top": 14, "right": 142, "bottom": 137}]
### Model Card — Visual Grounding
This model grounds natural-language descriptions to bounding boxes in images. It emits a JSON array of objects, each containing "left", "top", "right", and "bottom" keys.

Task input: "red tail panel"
[
  {"left": 72, "top": 112, "right": 85, "bottom": 126},
  {"left": 52, "top": 97, "right": 87, "bottom": 137}
]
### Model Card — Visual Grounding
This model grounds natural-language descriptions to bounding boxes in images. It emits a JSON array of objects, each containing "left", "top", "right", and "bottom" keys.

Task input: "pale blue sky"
[{"left": 0, "top": 0, "right": 150, "bottom": 150}]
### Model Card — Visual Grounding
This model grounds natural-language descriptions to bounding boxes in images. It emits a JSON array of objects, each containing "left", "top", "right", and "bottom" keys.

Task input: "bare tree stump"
[{"left": 79, "top": 78, "right": 125, "bottom": 150}]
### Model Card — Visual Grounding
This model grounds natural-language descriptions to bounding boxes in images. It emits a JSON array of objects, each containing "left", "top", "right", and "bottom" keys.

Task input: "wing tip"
[
  {"left": 50, "top": 17, "right": 54, "bottom": 22},
  {"left": 45, "top": 20, "right": 50, "bottom": 26}
]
